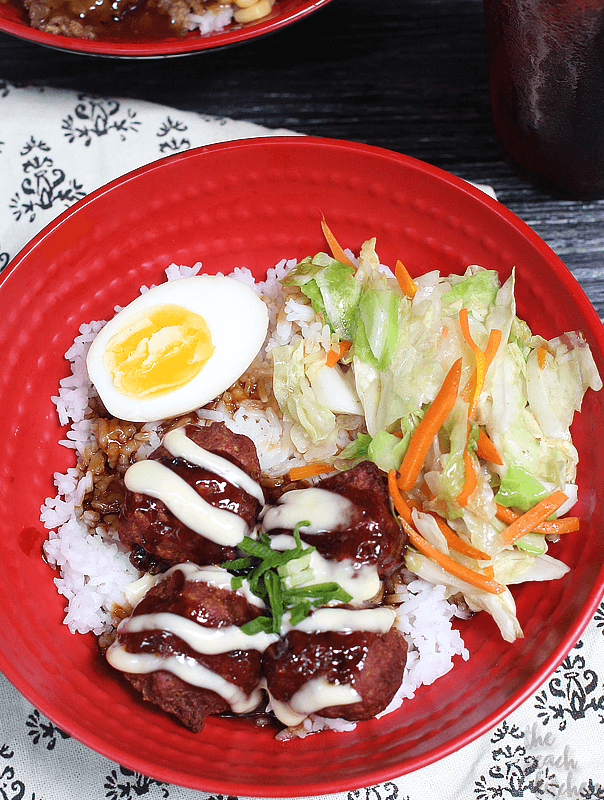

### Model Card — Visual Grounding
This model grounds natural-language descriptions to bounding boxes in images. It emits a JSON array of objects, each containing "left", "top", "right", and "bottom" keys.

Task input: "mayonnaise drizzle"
[
  {"left": 124, "top": 572, "right": 157, "bottom": 607},
  {"left": 117, "top": 612, "right": 278, "bottom": 654},
  {"left": 261, "top": 488, "right": 354, "bottom": 534},
  {"left": 163, "top": 427, "right": 264, "bottom": 504},
  {"left": 105, "top": 646, "right": 263, "bottom": 714},
  {"left": 163, "top": 563, "right": 265, "bottom": 608},
  {"left": 124, "top": 460, "right": 247, "bottom": 546},
  {"left": 285, "top": 606, "right": 396, "bottom": 636},
  {"left": 124, "top": 564, "right": 265, "bottom": 610},
  {"left": 268, "top": 678, "right": 361, "bottom": 727}
]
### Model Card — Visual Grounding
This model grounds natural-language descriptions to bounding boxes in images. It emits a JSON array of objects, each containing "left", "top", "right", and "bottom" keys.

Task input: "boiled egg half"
[{"left": 87, "top": 275, "right": 268, "bottom": 422}]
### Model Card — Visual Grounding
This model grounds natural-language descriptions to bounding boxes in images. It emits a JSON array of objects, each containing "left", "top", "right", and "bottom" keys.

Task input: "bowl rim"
[
  {"left": 3, "top": 135, "right": 604, "bottom": 795},
  {"left": 0, "top": 0, "right": 331, "bottom": 58}
]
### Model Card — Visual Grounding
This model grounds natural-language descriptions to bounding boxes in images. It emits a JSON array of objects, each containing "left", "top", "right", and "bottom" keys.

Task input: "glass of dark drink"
[{"left": 483, "top": 0, "right": 604, "bottom": 199}]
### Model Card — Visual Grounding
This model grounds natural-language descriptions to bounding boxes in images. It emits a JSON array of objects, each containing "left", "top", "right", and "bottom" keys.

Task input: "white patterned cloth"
[
  {"left": 1, "top": 79, "right": 604, "bottom": 800},
  {"left": 0, "top": 80, "right": 298, "bottom": 268}
]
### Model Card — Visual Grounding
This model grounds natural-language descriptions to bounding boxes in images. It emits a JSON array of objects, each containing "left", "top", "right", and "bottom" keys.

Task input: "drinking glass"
[{"left": 483, "top": 0, "right": 604, "bottom": 199}]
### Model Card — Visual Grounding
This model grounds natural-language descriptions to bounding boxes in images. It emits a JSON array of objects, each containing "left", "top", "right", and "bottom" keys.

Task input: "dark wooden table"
[{"left": 2, "top": 0, "right": 604, "bottom": 315}]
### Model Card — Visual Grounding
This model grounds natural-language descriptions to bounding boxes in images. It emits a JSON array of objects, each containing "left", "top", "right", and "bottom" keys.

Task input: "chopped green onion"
[
  {"left": 264, "top": 570, "right": 284, "bottom": 633},
  {"left": 282, "top": 582, "right": 352, "bottom": 606},
  {"left": 240, "top": 616, "right": 275, "bottom": 635},
  {"left": 277, "top": 551, "right": 313, "bottom": 577},
  {"left": 289, "top": 600, "right": 312, "bottom": 627},
  {"left": 221, "top": 557, "right": 254, "bottom": 571},
  {"left": 221, "top": 520, "right": 351, "bottom": 635},
  {"left": 277, "top": 550, "right": 315, "bottom": 588},
  {"left": 281, "top": 566, "right": 316, "bottom": 588}
]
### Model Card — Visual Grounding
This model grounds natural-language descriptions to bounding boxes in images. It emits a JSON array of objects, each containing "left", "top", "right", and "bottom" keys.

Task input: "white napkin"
[
  {"left": 1, "top": 79, "right": 604, "bottom": 800},
  {"left": 0, "top": 82, "right": 297, "bottom": 268}
]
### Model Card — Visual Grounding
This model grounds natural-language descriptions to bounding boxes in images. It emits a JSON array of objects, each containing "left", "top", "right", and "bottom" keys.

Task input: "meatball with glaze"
[
  {"left": 263, "top": 606, "right": 407, "bottom": 726},
  {"left": 261, "top": 461, "right": 406, "bottom": 604},
  {"left": 119, "top": 421, "right": 263, "bottom": 573},
  {"left": 106, "top": 564, "right": 277, "bottom": 732}
]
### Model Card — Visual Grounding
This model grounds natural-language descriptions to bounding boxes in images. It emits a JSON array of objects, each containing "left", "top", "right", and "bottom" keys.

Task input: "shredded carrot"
[
  {"left": 458, "top": 307, "right": 474, "bottom": 345},
  {"left": 288, "top": 462, "right": 332, "bottom": 481},
  {"left": 457, "top": 444, "right": 477, "bottom": 507},
  {"left": 495, "top": 503, "right": 579, "bottom": 535},
  {"left": 502, "top": 490, "right": 569, "bottom": 545},
  {"left": 420, "top": 478, "right": 434, "bottom": 500},
  {"left": 461, "top": 376, "right": 473, "bottom": 403},
  {"left": 484, "top": 328, "right": 503, "bottom": 365},
  {"left": 395, "top": 259, "right": 418, "bottom": 299},
  {"left": 476, "top": 427, "right": 503, "bottom": 465},
  {"left": 392, "top": 429, "right": 404, "bottom": 439},
  {"left": 483, "top": 565, "right": 495, "bottom": 580},
  {"left": 428, "top": 512, "right": 489, "bottom": 560},
  {"left": 495, "top": 504, "right": 522, "bottom": 525},
  {"left": 401, "top": 518, "right": 505, "bottom": 595},
  {"left": 527, "top": 517, "right": 580, "bottom": 535},
  {"left": 397, "top": 358, "right": 463, "bottom": 492},
  {"left": 388, "top": 469, "right": 415, "bottom": 527},
  {"left": 320, "top": 217, "right": 355, "bottom": 267},
  {"left": 325, "top": 339, "right": 351, "bottom": 368},
  {"left": 459, "top": 308, "right": 487, "bottom": 418},
  {"left": 537, "top": 345, "right": 548, "bottom": 370},
  {"left": 458, "top": 315, "right": 503, "bottom": 504},
  {"left": 462, "top": 327, "right": 502, "bottom": 403},
  {"left": 325, "top": 350, "right": 339, "bottom": 368}
]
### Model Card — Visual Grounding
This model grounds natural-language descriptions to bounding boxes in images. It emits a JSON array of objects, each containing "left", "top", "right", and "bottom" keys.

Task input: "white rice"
[
  {"left": 186, "top": 5, "right": 234, "bottom": 34},
  {"left": 387, "top": 578, "right": 469, "bottom": 706},
  {"left": 40, "top": 259, "right": 469, "bottom": 723}
]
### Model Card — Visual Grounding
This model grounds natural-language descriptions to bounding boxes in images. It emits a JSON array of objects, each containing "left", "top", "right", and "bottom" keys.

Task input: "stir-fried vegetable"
[
  {"left": 270, "top": 225, "right": 602, "bottom": 642},
  {"left": 397, "top": 358, "right": 463, "bottom": 491},
  {"left": 400, "top": 516, "right": 505, "bottom": 595},
  {"left": 288, "top": 462, "right": 332, "bottom": 481},
  {"left": 501, "top": 489, "right": 568, "bottom": 545},
  {"left": 395, "top": 259, "right": 418, "bottom": 299},
  {"left": 320, "top": 217, "right": 355, "bottom": 268},
  {"left": 495, "top": 503, "right": 579, "bottom": 535},
  {"left": 325, "top": 339, "right": 352, "bottom": 367}
]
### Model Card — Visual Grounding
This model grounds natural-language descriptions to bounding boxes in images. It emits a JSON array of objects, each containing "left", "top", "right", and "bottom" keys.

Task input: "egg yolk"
[{"left": 103, "top": 303, "right": 214, "bottom": 398}]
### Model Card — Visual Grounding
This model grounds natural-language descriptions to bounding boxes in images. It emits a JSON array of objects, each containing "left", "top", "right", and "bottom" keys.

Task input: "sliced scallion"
[{"left": 222, "top": 521, "right": 352, "bottom": 635}]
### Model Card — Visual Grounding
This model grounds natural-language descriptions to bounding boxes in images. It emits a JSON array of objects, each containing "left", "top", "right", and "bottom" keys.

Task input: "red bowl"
[
  {"left": 0, "top": 0, "right": 330, "bottom": 57},
  {"left": 1, "top": 136, "right": 603, "bottom": 795}
]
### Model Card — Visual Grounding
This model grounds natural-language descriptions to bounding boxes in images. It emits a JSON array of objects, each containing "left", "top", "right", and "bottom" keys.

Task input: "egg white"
[{"left": 87, "top": 275, "right": 269, "bottom": 422}]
